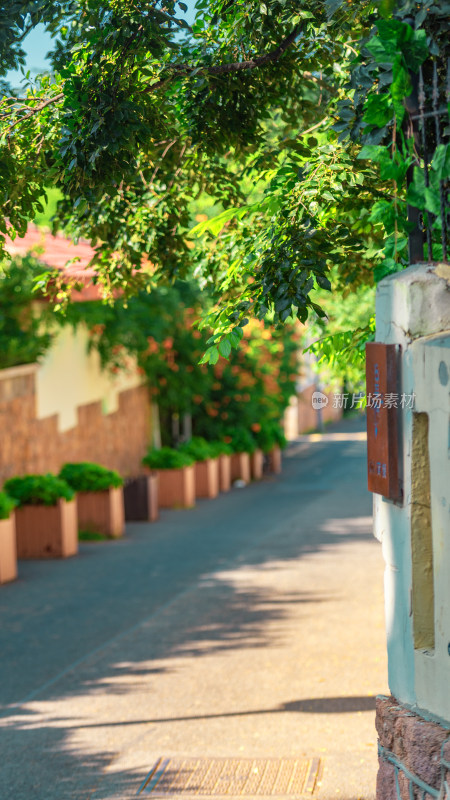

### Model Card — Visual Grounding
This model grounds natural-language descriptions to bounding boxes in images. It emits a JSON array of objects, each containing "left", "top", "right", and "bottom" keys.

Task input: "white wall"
[{"left": 36, "top": 323, "right": 145, "bottom": 432}]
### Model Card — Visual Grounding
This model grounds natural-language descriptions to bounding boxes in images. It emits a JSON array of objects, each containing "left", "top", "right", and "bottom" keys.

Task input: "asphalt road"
[{"left": 0, "top": 416, "right": 388, "bottom": 800}]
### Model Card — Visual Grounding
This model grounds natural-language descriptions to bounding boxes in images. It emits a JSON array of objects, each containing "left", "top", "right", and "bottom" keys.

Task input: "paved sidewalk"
[{"left": 0, "top": 418, "right": 388, "bottom": 800}]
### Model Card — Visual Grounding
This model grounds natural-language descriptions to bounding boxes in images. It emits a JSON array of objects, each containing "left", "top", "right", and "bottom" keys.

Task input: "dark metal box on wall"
[{"left": 365, "top": 342, "right": 402, "bottom": 502}]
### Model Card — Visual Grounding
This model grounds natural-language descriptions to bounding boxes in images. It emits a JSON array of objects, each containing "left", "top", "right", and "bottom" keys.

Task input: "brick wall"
[{"left": 0, "top": 364, "right": 151, "bottom": 483}]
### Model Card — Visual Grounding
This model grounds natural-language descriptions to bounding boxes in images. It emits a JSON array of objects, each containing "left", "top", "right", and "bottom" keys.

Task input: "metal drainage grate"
[{"left": 137, "top": 757, "right": 321, "bottom": 796}]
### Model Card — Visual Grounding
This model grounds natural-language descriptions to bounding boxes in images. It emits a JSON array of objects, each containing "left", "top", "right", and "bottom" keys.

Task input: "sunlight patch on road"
[
  {"left": 294, "top": 432, "right": 367, "bottom": 443},
  {"left": 320, "top": 516, "right": 373, "bottom": 535}
]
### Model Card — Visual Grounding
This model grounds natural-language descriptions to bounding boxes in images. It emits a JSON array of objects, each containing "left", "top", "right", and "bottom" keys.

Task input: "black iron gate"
[{"left": 404, "top": 58, "right": 450, "bottom": 264}]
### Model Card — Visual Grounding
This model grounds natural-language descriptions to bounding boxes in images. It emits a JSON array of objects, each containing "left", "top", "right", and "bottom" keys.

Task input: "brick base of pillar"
[{"left": 376, "top": 695, "right": 450, "bottom": 800}]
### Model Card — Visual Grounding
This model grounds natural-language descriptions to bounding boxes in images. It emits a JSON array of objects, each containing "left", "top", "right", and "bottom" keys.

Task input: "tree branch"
[
  {"left": 145, "top": 25, "right": 301, "bottom": 92},
  {"left": 201, "top": 25, "right": 301, "bottom": 75},
  {"left": 149, "top": 137, "right": 177, "bottom": 183},
  {"left": 5, "top": 92, "right": 64, "bottom": 131}
]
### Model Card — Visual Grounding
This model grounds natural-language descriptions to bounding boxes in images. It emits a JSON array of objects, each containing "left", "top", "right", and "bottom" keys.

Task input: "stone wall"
[
  {"left": 0, "top": 364, "right": 151, "bottom": 482},
  {"left": 376, "top": 695, "right": 450, "bottom": 800}
]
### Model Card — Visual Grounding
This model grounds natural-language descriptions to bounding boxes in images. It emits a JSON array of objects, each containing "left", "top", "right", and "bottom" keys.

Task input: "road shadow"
[
  {"left": 59, "top": 694, "right": 378, "bottom": 728},
  {"left": 0, "top": 421, "right": 377, "bottom": 798},
  {"left": 0, "top": 708, "right": 148, "bottom": 800}
]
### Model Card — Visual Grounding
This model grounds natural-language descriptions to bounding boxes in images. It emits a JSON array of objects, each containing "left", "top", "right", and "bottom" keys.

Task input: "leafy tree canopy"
[
  {"left": 0, "top": 3, "right": 371, "bottom": 313},
  {"left": 1, "top": 1, "right": 448, "bottom": 358}
]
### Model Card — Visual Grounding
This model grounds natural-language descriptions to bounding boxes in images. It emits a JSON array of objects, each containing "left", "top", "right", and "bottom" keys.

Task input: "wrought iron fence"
[{"left": 404, "top": 58, "right": 450, "bottom": 265}]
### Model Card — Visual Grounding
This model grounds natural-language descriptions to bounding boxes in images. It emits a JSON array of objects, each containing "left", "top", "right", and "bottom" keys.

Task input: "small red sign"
[{"left": 366, "top": 342, "right": 401, "bottom": 501}]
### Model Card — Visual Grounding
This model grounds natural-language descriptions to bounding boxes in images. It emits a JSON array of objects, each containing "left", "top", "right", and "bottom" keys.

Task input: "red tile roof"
[{"left": 5, "top": 226, "right": 104, "bottom": 301}]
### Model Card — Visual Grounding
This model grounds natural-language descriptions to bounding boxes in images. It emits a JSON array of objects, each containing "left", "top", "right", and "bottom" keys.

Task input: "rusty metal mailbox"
[{"left": 365, "top": 342, "right": 402, "bottom": 501}]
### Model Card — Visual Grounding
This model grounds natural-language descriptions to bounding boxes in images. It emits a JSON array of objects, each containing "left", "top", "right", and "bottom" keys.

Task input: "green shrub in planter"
[
  {"left": 59, "top": 463, "right": 124, "bottom": 539},
  {"left": 208, "top": 441, "right": 233, "bottom": 458},
  {"left": 225, "top": 428, "right": 257, "bottom": 454},
  {"left": 255, "top": 421, "right": 287, "bottom": 453},
  {"left": 59, "top": 462, "right": 123, "bottom": 492},
  {"left": 179, "top": 437, "right": 215, "bottom": 462},
  {"left": 4, "top": 474, "right": 75, "bottom": 506},
  {"left": 78, "top": 529, "right": 108, "bottom": 541},
  {"left": 143, "top": 447, "right": 194, "bottom": 470},
  {"left": 0, "top": 491, "right": 16, "bottom": 519}
]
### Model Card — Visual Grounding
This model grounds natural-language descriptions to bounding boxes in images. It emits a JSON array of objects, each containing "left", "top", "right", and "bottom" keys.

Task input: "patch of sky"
[{"left": 5, "top": 23, "right": 53, "bottom": 89}]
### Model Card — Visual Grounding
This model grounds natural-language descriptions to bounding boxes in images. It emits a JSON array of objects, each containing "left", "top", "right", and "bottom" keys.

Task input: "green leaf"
[
  {"left": 218, "top": 338, "right": 231, "bottom": 358},
  {"left": 190, "top": 204, "right": 260, "bottom": 237},
  {"left": 369, "top": 200, "right": 397, "bottom": 233},
  {"left": 199, "top": 345, "right": 219, "bottom": 365},
  {"left": 403, "top": 29, "right": 428, "bottom": 72},
  {"left": 358, "top": 145, "right": 388, "bottom": 162},
  {"left": 366, "top": 34, "right": 397, "bottom": 64},
  {"left": 391, "top": 63, "right": 411, "bottom": 110},
  {"left": 424, "top": 187, "right": 442, "bottom": 217},
  {"left": 310, "top": 302, "right": 326, "bottom": 318},
  {"left": 316, "top": 274, "right": 332, "bottom": 291},
  {"left": 406, "top": 168, "right": 426, "bottom": 210},
  {"left": 363, "top": 94, "right": 393, "bottom": 128},
  {"left": 228, "top": 330, "right": 241, "bottom": 348},
  {"left": 431, "top": 144, "right": 450, "bottom": 180}
]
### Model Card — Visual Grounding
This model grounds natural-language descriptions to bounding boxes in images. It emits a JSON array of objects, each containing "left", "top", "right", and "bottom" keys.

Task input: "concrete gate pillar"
[{"left": 373, "top": 263, "right": 450, "bottom": 799}]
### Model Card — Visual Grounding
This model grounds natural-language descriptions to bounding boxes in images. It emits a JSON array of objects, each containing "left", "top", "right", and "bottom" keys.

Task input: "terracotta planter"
[
  {"left": 268, "top": 445, "right": 282, "bottom": 474},
  {"left": 195, "top": 458, "right": 219, "bottom": 499},
  {"left": 251, "top": 449, "right": 264, "bottom": 480},
  {"left": 124, "top": 474, "right": 159, "bottom": 522},
  {"left": 77, "top": 487, "right": 125, "bottom": 538},
  {"left": 218, "top": 454, "right": 231, "bottom": 492},
  {"left": 0, "top": 514, "right": 18, "bottom": 583},
  {"left": 230, "top": 452, "right": 251, "bottom": 483},
  {"left": 15, "top": 499, "right": 78, "bottom": 559},
  {"left": 157, "top": 465, "right": 195, "bottom": 509}
]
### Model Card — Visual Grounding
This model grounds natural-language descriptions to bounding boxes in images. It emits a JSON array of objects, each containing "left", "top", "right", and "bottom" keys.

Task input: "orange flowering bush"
[
  {"left": 65, "top": 282, "right": 299, "bottom": 446},
  {"left": 192, "top": 319, "right": 298, "bottom": 442}
]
